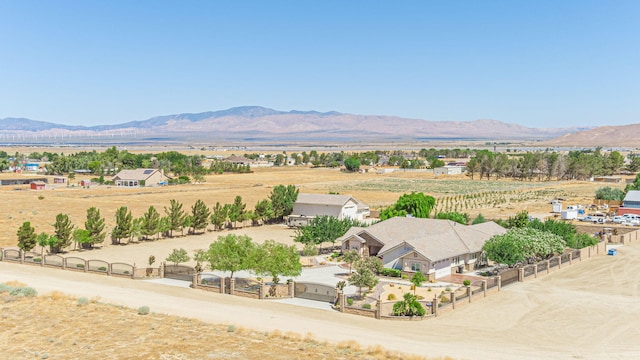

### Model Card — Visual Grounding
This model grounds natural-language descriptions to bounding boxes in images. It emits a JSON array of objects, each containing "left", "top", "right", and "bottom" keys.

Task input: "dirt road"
[{"left": 2, "top": 241, "right": 639, "bottom": 359}]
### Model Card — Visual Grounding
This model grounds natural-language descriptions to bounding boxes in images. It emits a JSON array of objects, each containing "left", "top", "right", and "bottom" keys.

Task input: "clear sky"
[{"left": 0, "top": 0, "right": 638, "bottom": 128}]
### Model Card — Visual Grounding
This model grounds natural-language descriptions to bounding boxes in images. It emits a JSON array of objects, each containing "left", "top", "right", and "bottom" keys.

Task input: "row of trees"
[
  {"left": 16, "top": 185, "right": 299, "bottom": 253},
  {"left": 16, "top": 208, "right": 106, "bottom": 254},
  {"left": 466, "top": 149, "right": 632, "bottom": 181}
]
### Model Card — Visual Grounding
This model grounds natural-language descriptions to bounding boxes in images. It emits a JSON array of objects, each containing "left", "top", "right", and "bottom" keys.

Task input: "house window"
[{"left": 410, "top": 262, "right": 421, "bottom": 272}]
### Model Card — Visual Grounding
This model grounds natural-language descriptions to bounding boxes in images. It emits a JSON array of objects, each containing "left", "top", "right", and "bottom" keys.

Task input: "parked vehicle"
[{"left": 612, "top": 216, "right": 625, "bottom": 224}]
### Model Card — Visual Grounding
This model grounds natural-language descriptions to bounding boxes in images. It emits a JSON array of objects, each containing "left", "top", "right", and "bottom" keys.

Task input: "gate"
[
  {"left": 164, "top": 264, "right": 195, "bottom": 281},
  {"left": 294, "top": 282, "right": 336, "bottom": 303}
]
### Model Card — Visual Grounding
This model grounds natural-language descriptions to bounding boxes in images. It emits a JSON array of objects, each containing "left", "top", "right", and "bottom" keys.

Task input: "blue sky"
[{"left": 0, "top": 0, "right": 638, "bottom": 128}]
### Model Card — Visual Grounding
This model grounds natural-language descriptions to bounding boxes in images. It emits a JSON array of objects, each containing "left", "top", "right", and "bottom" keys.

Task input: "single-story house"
[
  {"left": 30, "top": 181, "right": 46, "bottom": 190},
  {"left": 287, "top": 193, "right": 370, "bottom": 226},
  {"left": 112, "top": 169, "right": 170, "bottom": 187},
  {"left": 434, "top": 166, "right": 465, "bottom": 176},
  {"left": 24, "top": 163, "right": 40, "bottom": 172},
  {"left": 53, "top": 177, "right": 67, "bottom": 184},
  {"left": 224, "top": 155, "right": 252, "bottom": 165},
  {"left": 339, "top": 217, "right": 506, "bottom": 279},
  {"left": 617, "top": 190, "right": 640, "bottom": 216}
]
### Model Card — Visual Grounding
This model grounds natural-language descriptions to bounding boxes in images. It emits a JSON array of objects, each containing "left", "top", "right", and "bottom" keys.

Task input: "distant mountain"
[
  {"left": 0, "top": 106, "right": 589, "bottom": 143},
  {"left": 543, "top": 123, "right": 640, "bottom": 147}
]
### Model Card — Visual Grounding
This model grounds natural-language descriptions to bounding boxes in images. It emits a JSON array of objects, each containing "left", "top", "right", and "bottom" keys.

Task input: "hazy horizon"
[{"left": 1, "top": 1, "right": 638, "bottom": 128}]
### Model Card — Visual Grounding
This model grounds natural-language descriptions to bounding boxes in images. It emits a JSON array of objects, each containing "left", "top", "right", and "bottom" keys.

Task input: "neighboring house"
[
  {"left": 30, "top": 181, "right": 46, "bottom": 190},
  {"left": 617, "top": 190, "right": 640, "bottom": 216},
  {"left": 53, "top": 177, "right": 67, "bottom": 184},
  {"left": 339, "top": 217, "right": 506, "bottom": 279},
  {"left": 24, "top": 163, "right": 40, "bottom": 172},
  {"left": 434, "top": 166, "right": 465, "bottom": 176},
  {"left": 287, "top": 193, "right": 370, "bottom": 226},
  {"left": 112, "top": 169, "right": 169, "bottom": 187},
  {"left": 224, "top": 155, "right": 252, "bottom": 165}
]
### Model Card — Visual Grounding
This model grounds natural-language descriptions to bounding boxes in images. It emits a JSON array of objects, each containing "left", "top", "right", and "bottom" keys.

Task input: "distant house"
[
  {"left": 339, "top": 217, "right": 506, "bottom": 279},
  {"left": 286, "top": 193, "right": 370, "bottom": 226},
  {"left": 24, "top": 163, "right": 40, "bottom": 172},
  {"left": 618, "top": 190, "right": 640, "bottom": 216},
  {"left": 80, "top": 180, "right": 91, "bottom": 187},
  {"left": 112, "top": 169, "right": 169, "bottom": 187},
  {"left": 434, "top": 166, "right": 465, "bottom": 175},
  {"left": 53, "top": 177, "right": 67, "bottom": 184},
  {"left": 30, "top": 181, "right": 46, "bottom": 190},
  {"left": 224, "top": 155, "right": 252, "bottom": 165}
]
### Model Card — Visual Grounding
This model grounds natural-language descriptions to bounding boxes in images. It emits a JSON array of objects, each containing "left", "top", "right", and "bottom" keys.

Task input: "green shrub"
[
  {"left": 302, "top": 244, "right": 318, "bottom": 256},
  {"left": 0, "top": 284, "right": 15, "bottom": 293},
  {"left": 33, "top": 257, "right": 42, "bottom": 263},
  {"left": 227, "top": 325, "right": 236, "bottom": 332},
  {"left": 76, "top": 263, "right": 85, "bottom": 269},
  {"left": 10, "top": 287, "right": 38, "bottom": 297},
  {"left": 463, "top": 280, "right": 471, "bottom": 286},
  {"left": 387, "top": 293, "right": 397, "bottom": 301},
  {"left": 98, "top": 266, "right": 107, "bottom": 271},
  {"left": 77, "top": 297, "right": 89, "bottom": 305},
  {"left": 347, "top": 298, "right": 354, "bottom": 306},
  {"left": 362, "top": 303, "right": 372, "bottom": 309},
  {"left": 380, "top": 268, "right": 401, "bottom": 277},
  {"left": 137, "top": 306, "right": 150, "bottom": 315},
  {"left": 401, "top": 274, "right": 408, "bottom": 279},
  {"left": 123, "top": 271, "right": 130, "bottom": 275},
  {"left": 445, "top": 287, "right": 452, "bottom": 292}
]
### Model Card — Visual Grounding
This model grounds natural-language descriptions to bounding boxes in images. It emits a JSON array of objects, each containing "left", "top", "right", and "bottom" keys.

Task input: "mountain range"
[{"left": 0, "top": 106, "right": 608, "bottom": 144}]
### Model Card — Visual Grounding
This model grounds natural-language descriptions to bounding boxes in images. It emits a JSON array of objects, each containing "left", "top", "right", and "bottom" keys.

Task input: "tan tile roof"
[
  {"left": 339, "top": 217, "right": 506, "bottom": 262},
  {"left": 112, "top": 169, "right": 163, "bottom": 181}
]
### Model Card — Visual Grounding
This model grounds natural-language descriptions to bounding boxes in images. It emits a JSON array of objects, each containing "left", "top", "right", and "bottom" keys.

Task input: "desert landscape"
[{"left": 0, "top": 144, "right": 636, "bottom": 360}]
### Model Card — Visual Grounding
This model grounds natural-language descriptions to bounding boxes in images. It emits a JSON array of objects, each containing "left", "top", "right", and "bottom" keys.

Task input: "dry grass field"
[
  {"left": 0, "top": 161, "right": 616, "bottom": 250},
  {"left": 0, "top": 281, "right": 428, "bottom": 360}
]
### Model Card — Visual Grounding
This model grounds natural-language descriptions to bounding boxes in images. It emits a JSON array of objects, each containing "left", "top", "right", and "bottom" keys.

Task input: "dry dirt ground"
[{"left": 2, "top": 241, "right": 640, "bottom": 359}]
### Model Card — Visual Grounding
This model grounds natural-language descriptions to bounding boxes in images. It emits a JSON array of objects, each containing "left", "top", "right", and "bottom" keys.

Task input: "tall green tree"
[
  {"left": 343, "top": 157, "right": 361, "bottom": 172},
  {"left": 253, "top": 240, "right": 302, "bottom": 284},
  {"left": 269, "top": 184, "right": 299, "bottom": 222},
  {"left": 84, "top": 207, "right": 106, "bottom": 249},
  {"left": 190, "top": 199, "right": 211, "bottom": 234},
  {"left": 112, "top": 206, "right": 133, "bottom": 245},
  {"left": 210, "top": 202, "right": 229, "bottom": 231},
  {"left": 53, "top": 213, "right": 75, "bottom": 253},
  {"left": 434, "top": 211, "right": 470, "bottom": 225},
  {"left": 205, "top": 234, "right": 256, "bottom": 279},
  {"left": 141, "top": 205, "right": 161, "bottom": 240},
  {"left": 253, "top": 199, "right": 274, "bottom": 225},
  {"left": 17, "top": 221, "right": 37, "bottom": 252},
  {"left": 166, "top": 248, "right": 190, "bottom": 266},
  {"left": 228, "top": 196, "right": 247, "bottom": 228},
  {"left": 164, "top": 199, "right": 186, "bottom": 237},
  {"left": 380, "top": 192, "right": 436, "bottom": 220},
  {"left": 293, "top": 216, "right": 365, "bottom": 252}
]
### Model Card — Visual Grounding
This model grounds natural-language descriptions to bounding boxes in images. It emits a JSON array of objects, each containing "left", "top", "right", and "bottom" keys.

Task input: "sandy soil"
[{"left": 2, "top": 241, "right": 639, "bottom": 359}]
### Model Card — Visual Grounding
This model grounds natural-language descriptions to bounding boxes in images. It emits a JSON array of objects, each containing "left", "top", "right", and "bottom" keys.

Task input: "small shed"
[
  {"left": 53, "top": 177, "right": 67, "bottom": 184},
  {"left": 30, "top": 181, "right": 46, "bottom": 190},
  {"left": 80, "top": 180, "right": 91, "bottom": 187}
]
